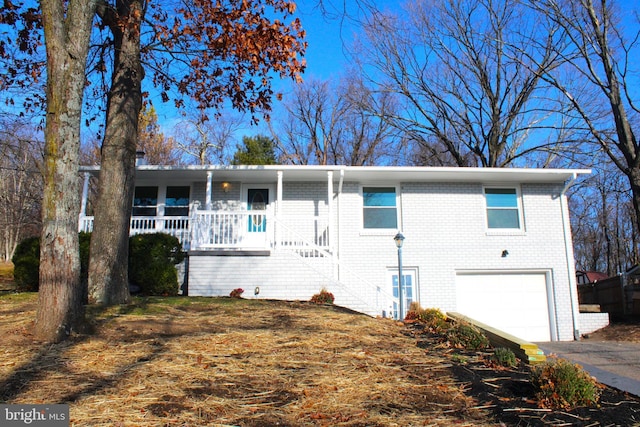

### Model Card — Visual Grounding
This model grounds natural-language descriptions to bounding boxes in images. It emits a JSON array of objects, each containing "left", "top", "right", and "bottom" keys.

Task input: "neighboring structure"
[
  {"left": 79, "top": 164, "right": 608, "bottom": 342},
  {"left": 578, "top": 266, "right": 640, "bottom": 318},
  {"left": 576, "top": 270, "right": 609, "bottom": 285}
]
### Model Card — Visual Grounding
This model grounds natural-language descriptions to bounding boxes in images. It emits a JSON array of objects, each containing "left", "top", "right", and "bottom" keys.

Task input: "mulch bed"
[
  {"left": 406, "top": 322, "right": 640, "bottom": 426},
  {"left": 1, "top": 294, "right": 640, "bottom": 426}
]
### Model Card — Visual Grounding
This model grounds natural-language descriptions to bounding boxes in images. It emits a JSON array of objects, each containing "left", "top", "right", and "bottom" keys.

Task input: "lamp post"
[{"left": 394, "top": 232, "right": 405, "bottom": 320}]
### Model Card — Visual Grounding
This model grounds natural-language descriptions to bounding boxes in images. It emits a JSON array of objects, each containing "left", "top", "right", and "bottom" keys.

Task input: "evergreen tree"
[{"left": 232, "top": 135, "right": 277, "bottom": 165}]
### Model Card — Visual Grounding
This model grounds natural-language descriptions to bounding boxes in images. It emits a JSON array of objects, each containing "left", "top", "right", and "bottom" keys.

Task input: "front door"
[{"left": 244, "top": 186, "right": 273, "bottom": 247}]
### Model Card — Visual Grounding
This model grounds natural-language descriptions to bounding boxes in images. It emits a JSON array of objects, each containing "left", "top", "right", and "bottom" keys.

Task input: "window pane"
[
  {"left": 134, "top": 186, "right": 158, "bottom": 206},
  {"left": 133, "top": 187, "right": 157, "bottom": 216},
  {"left": 485, "top": 188, "right": 517, "bottom": 207},
  {"left": 363, "top": 187, "right": 396, "bottom": 207},
  {"left": 132, "top": 206, "right": 157, "bottom": 217},
  {"left": 166, "top": 186, "right": 190, "bottom": 207},
  {"left": 364, "top": 208, "right": 398, "bottom": 229},
  {"left": 487, "top": 209, "right": 520, "bottom": 228},
  {"left": 165, "top": 207, "right": 189, "bottom": 217}
]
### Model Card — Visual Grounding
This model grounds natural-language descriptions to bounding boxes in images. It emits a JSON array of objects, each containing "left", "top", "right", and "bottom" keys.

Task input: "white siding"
[{"left": 186, "top": 178, "right": 579, "bottom": 341}]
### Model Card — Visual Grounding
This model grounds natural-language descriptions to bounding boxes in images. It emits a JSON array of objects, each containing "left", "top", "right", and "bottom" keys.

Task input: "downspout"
[
  {"left": 327, "top": 171, "right": 335, "bottom": 279},
  {"left": 560, "top": 173, "right": 580, "bottom": 340},
  {"left": 276, "top": 170, "right": 283, "bottom": 250},
  {"left": 337, "top": 168, "right": 345, "bottom": 283}
]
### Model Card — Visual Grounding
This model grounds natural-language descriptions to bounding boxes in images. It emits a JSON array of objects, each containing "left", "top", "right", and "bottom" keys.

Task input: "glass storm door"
[
  {"left": 247, "top": 188, "right": 269, "bottom": 233},
  {"left": 388, "top": 269, "right": 417, "bottom": 320}
]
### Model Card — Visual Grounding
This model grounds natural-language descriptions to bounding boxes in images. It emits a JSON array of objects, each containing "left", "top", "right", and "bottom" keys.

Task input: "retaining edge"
[{"left": 447, "top": 312, "right": 547, "bottom": 365}]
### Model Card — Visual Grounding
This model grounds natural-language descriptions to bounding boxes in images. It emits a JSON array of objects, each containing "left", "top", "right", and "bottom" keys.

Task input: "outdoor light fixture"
[
  {"left": 502, "top": 250, "right": 509, "bottom": 258},
  {"left": 394, "top": 232, "right": 405, "bottom": 320},
  {"left": 394, "top": 232, "right": 405, "bottom": 249},
  {"left": 221, "top": 182, "right": 230, "bottom": 193}
]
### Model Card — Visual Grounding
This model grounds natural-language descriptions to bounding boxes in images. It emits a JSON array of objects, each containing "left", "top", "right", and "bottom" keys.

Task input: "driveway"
[{"left": 537, "top": 340, "right": 640, "bottom": 397}]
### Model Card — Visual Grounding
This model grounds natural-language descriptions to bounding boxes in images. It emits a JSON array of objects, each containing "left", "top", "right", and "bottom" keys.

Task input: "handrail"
[{"left": 274, "top": 217, "right": 396, "bottom": 317}]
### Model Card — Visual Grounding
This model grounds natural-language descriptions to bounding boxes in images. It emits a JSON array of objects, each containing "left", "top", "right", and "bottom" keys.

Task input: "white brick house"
[{"left": 79, "top": 164, "right": 607, "bottom": 342}]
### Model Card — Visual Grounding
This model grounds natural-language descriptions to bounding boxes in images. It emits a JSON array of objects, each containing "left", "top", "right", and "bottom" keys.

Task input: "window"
[
  {"left": 484, "top": 187, "right": 521, "bottom": 229},
  {"left": 133, "top": 186, "right": 158, "bottom": 216},
  {"left": 165, "top": 186, "right": 190, "bottom": 217},
  {"left": 363, "top": 187, "right": 398, "bottom": 229}
]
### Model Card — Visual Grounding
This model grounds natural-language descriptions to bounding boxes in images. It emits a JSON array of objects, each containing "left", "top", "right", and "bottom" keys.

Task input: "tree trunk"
[
  {"left": 88, "top": 0, "right": 143, "bottom": 305},
  {"left": 35, "top": 0, "right": 96, "bottom": 342}
]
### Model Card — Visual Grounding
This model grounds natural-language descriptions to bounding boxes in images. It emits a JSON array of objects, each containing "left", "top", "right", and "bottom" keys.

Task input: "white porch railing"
[
  {"left": 79, "top": 215, "right": 192, "bottom": 248},
  {"left": 190, "top": 210, "right": 271, "bottom": 249},
  {"left": 273, "top": 217, "right": 396, "bottom": 317}
]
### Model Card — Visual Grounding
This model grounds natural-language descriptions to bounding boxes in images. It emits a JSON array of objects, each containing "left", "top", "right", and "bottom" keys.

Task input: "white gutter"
[{"left": 560, "top": 173, "right": 580, "bottom": 340}]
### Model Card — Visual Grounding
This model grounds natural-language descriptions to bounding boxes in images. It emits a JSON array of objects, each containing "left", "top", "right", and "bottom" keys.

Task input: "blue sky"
[{"left": 156, "top": 0, "right": 376, "bottom": 135}]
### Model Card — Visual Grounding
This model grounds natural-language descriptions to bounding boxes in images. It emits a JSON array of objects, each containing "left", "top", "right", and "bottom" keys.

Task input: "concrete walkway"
[{"left": 538, "top": 340, "right": 640, "bottom": 397}]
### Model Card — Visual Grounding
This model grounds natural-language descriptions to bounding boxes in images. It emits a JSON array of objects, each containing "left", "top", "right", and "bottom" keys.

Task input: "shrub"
[
  {"left": 12, "top": 236, "right": 40, "bottom": 291},
  {"left": 492, "top": 347, "right": 517, "bottom": 368},
  {"left": 310, "top": 288, "right": 335, "bottom": 304},
  {"left": 129, "top": 233, "right": 185, "bottom": 296},
  {"left": 230, "top": 288, "right": 244, "bottom": 298},
  {"left": 79, "top": 232, "right": 92, "bottom": 287},
  {"left": 404, "top": 303, "right": 449, "bottom": 332},
  {"left": 532, "top": 357, "right": 601, "bottom": 409},
  {"left": 446, "top": 322, "right": 490, "bottom": 350}
]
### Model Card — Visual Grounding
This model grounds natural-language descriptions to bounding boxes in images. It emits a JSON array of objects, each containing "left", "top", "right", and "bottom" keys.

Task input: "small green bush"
[
  {"left": 446, "top": 322, "right": 490, "bottom": 350},
  {"left": 129, "top": 233, "right": 185, "bottom": 296},
  {"left": 12, "top": 233, "right": 93, "bottom": 293},
  {"left": 492, "top": 347, "right": 517, "bottom": 368},
  {"left": 310, "top": 288, "right": 335, "bottom": 304},
  {"left": 12, "top": 236, "right": 40, "bottom": 291},
  {"left": 532, "top": 357, "right": 601, "bottom": 409},
  {"left": 79, "top": 232, "right": 91, "bottom": 287}
]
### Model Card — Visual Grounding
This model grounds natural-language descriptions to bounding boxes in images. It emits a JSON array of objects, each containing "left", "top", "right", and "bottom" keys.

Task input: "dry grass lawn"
[{"left": 0, "top": 293, "right": 496, "bottom": 426}]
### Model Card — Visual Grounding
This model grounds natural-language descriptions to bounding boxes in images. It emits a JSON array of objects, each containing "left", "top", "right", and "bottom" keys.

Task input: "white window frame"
[
  {"left": 360, "top": 185, "right": 401, "bottom": 233},
  {"left": 483, "top": 185, "right": 524, "bottom": 232}
]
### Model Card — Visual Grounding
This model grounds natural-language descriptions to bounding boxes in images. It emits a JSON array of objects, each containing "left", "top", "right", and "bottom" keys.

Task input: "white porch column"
[
  {"left": 276, "top": 170, "right": 283, "bottom": 249},
  {"left": 80, "top": 172, "right": 90, "bottom": 216},
  {"left": 205, "top": 171, "right": 213, "bottom": 210},
  {"left": 327, "top": 170, "right": 333, "bottom": 251},
  {"left": 79, "top": 172, "right": 90, "bottom": 232},
  {"left": 327, "top": 170, "right": 337, "bottom": 280}
]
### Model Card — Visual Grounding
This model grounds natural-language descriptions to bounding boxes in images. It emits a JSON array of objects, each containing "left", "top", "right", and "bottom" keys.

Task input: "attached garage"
[{"left": 455, "top": 272, "right": 554, "bottom": 342}]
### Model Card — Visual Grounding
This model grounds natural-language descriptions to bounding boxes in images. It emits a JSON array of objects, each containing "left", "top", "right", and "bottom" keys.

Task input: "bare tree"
[
  {"left": 530, "top": 0, "right": 640, "bottom": 241},
  {"left": 356, "top": 0, "right": 574, "bottom": 167},
  {"left": 570, "top": 164, "right": 639, "bottom": 275},
  {"left": 271, "top": 76, "right": 401, "bottom": 165},
  {"left": 173, "top": 112, "right": 244, "bottom": 165},
  {"left": 0, "top": 118, "right": 42, "bottom": 261}
]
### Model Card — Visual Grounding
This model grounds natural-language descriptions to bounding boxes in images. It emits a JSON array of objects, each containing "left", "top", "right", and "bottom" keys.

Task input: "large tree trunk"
[
  {"left": 35, "top": 0, "right": 97, "bottom": 342},
  {"left": 88, "top": 0, "right": 143, "bottom": 305}
]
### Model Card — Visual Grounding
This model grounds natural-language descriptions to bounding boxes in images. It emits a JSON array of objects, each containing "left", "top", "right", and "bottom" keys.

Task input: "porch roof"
[{"left": 79, "top": 164, "right": 590, "bottom": 184}]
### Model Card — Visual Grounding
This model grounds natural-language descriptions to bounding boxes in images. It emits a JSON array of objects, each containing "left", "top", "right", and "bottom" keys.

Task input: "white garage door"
[{"left": 456, "top": 273, "right": 551, "bottom": 342}]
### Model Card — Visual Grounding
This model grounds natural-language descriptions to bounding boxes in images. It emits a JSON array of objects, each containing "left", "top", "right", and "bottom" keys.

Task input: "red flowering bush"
[
  {"left": 229, "top": 288, "right": 244, "bottom": 298},
  {"left": 310, "top": 288, "right": 335, "bottom": 304}
]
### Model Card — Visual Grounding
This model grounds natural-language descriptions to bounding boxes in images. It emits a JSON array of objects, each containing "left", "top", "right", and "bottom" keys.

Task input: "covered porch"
[{"left": 77, "top": 165, "right": 340, "bottom": 253}]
